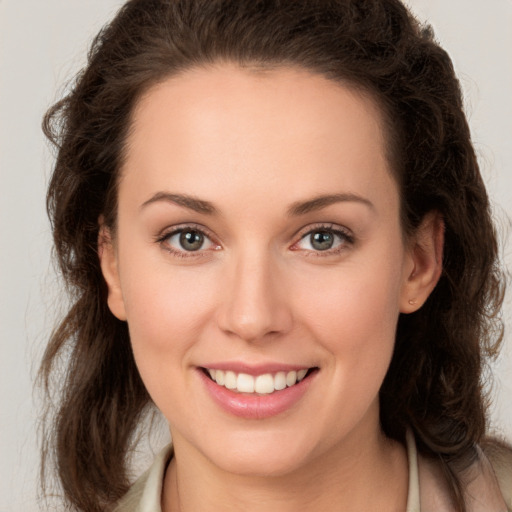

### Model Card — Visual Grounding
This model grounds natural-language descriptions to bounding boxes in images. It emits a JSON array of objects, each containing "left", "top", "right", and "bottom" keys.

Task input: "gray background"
[{"left": 1, "top": 1, "right": 511, "bottom": 510}]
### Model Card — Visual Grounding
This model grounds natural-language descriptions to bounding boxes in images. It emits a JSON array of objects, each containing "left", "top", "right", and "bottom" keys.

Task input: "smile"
[
  {"left": 200, "top": 365, "right": 318, "bottom": 419},
  {"left": 205, "top": 368, "right": 310, "bottom": 395}
]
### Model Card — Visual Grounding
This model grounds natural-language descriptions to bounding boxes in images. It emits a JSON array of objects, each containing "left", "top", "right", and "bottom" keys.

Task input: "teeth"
[
  {"left": 255, "top": 374, "right": 274, "bottom": 394},
  {"left": 286, "top": 370, "right": 297, "bottom": 387},
  {"left": 224, "top": 371, "right": 237, "bottom": 390},
  {"left": 237, "top": 373, "right": 255, "bottom": 393},
  {"left": 215, "top": 370, "right": 225, "bottom": 386},
  {"left": 206, "top": 368, "right": 310, "bottom": 395},
  {"left": 274, "top": 371, "right": 287, "bottom": 391}
]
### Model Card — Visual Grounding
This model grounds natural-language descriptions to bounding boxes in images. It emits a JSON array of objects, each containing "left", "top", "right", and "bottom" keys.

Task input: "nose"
[{"left": 216, "top": 249, "right": 293, "bottom": 343}]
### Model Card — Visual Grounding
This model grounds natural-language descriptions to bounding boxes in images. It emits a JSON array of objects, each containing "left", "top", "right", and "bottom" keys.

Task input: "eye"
[
  {"left": 174, "top": 230, "right": 207, "bottom": 251},
  {"left": 293, "top": 225, "right": 354, "bottom": 254},
  {"left": 157, "top": 225, "right": 219, "bottom": 256},
  {"left": 308, "top": 231, "right": 337, "bottom": 251}
]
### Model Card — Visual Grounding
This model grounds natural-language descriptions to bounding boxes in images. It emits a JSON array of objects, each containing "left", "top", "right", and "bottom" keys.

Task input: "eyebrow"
[
  {"left": 287, "top": 193, "right": 375, "bottom": 216},
  {"left": 140, "top": 192, "right": 218, "bottom": 215},
  {"left": 140, "top": 191, "right": 374, "bottom": 216}
]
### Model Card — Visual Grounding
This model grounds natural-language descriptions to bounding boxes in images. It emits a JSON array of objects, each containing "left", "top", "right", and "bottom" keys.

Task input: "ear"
[
  {"left": 98, "top": 219, "right": 127, "bottom": 321},
  {"left": 400, "top": 211, "right": 444, "bottom": 314}
]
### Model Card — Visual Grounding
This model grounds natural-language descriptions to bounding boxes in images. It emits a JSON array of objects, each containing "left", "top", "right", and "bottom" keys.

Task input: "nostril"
[{"left": 215, "top": 272, "right": 294, "bottom": 342}]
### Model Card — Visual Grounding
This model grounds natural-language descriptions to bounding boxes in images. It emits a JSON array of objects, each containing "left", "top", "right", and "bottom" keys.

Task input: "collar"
[
  {"left": 406, "top": 428, "right": 421, "bottom": 512},
  {"left": 114, "top": 431, "right": 508, "bottom": 512}
]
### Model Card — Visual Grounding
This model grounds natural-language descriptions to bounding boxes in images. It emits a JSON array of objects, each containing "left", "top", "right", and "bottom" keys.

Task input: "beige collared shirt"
[{"left": 113, "top": 431, "right": 511, "bottom": 512}]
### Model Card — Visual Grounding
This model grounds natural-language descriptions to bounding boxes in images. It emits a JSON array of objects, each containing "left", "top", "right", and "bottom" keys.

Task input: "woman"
[{"left": 39, "top": 0, "right": 512, "bottom": 511}]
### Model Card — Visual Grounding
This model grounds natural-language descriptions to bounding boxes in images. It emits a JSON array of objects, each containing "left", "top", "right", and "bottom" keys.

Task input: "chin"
[
  {"left": 201, "top": 429, "right": 317, "bottom": 478},
  {"left": 216, "top": 451, "right": 308, "bottom": 478}
]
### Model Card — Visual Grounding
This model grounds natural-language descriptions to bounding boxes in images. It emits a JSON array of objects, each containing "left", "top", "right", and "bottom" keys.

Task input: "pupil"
[
  {"left": 311, "top": 231, "right": 333, "bottom": 251},
  {"left": 180, "top": 231, "right": 204, "bottom": 251}
]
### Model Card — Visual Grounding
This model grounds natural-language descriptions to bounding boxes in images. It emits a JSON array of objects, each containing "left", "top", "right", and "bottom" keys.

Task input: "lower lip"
[{"left": 199, "top": 369, "right": 316, "bottom": 419}]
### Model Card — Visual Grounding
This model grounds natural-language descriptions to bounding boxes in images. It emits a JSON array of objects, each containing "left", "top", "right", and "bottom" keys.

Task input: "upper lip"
[{"left": 199, "top": 362, "right": 314, "bottom": 376}]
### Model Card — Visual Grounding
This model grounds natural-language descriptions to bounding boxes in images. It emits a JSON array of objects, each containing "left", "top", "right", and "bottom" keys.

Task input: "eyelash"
[
  {"left": 155, "top": 223, "right": 355, "bottom": 259},
  {"left": 155, "top": 223, "right": 219, "bottom": 259},
  {"left": 292, "top": 223, "right": 355, "bottom": 257}
]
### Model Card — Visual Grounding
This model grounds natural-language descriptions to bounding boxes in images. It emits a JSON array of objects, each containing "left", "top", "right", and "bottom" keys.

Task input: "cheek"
[
  {"left": 301, "top": 261, "right": 403, "bottom": 349},
  {"left": 119, "top": 262, "right": 219, "bottom": 392},
  {"left": 295, "top": 249, "right": 405, "bottom": 401},
  {"left": 293, "top": 263, "right": 403, "bottom": 437}
]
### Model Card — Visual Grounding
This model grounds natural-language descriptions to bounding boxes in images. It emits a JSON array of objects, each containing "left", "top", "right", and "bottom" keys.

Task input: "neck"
[{"left": 162, "top": 423, "right": 408, "bottom": 512}]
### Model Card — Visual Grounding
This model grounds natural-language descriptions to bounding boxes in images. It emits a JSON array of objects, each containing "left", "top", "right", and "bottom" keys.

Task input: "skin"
[{"left": 100, "top": 64, "right": 443, "bottom": 511}]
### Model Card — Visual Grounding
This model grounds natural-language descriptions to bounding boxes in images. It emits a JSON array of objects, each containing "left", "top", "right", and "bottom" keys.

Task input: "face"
[{"left": 101, "top": 64, "right": 435, "bottom": 477}]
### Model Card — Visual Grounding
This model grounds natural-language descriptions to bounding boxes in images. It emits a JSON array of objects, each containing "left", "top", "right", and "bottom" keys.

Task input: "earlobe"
[
  {"left": 400, "top": 212, "right": 444, "bottom": 314},
  {"left": 98, "top": 221, "right": 127, "bottom": 321}
]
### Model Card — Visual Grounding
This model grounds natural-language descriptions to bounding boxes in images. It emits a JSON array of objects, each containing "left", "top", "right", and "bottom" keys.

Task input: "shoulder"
[
  {"left": 112, "top": 444, "right": 173, "bottom": 512},
  {"left": 415, "top": 436, "right": 512, "bottom": 512},
  {"left": 112, "top": 474, "right": 148, "bottom": 512},
  {"left": 482, "top": 439, "right": 512, "bottom": 509}
]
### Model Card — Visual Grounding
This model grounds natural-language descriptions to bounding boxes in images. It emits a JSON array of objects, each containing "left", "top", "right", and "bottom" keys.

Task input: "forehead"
[{"left": 121, "top": 64, "right": 397, "bottom": 215}]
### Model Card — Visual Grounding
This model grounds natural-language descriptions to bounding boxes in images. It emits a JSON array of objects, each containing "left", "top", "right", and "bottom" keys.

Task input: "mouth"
[{"left": 201, "top": 367, "right": 317, "bottom": 395}]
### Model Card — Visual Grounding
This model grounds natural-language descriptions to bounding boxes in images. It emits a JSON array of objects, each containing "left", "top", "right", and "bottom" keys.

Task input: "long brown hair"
[{"left": 39, "top": 1, "right": 505, "bottom": 510}]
